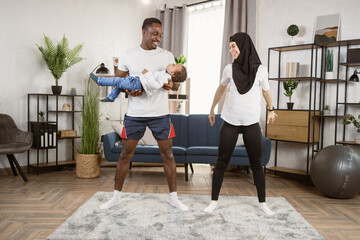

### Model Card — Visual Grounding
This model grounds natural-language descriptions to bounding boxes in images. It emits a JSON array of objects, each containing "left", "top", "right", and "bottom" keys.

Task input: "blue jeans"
[{"left": 98, "top": 76, "right": 142, "bottom": 101}]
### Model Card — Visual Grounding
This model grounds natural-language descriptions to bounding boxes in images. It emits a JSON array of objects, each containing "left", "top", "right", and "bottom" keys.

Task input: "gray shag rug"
[{"left": 47, "top": 192, "right": 324, "bottom": 240}]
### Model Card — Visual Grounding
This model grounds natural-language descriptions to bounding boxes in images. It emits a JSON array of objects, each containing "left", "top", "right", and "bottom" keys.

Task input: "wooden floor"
[{"left": 0, "top": 163, "right": 359, "bottom": 240}]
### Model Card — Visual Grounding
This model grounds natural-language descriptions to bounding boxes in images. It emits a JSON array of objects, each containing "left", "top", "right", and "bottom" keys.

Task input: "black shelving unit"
[
  {"left": 321, "top": 39, "right": 360, "bottom": 146},
  {"left": 265, "top": 43, "right": 321, "bottom": 182},
  {"left": 265, "top": 39, "right": 360, "bottom": 182},
  {"left": 27, "top": 93, "right": 83, "bottom": 174}
]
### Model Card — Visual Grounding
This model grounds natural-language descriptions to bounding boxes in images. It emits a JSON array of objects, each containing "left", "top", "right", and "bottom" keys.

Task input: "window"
[{"left": 187, "top": 2, "right": 225, "bottom": 114}]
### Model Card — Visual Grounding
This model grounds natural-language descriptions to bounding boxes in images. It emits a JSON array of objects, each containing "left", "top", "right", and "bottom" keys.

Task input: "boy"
[{"left": 90, "top": 63, "right": 187, "bottom": 102}]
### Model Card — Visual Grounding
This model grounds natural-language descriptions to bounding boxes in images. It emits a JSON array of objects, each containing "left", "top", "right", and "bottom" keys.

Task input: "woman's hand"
[
  {"left": 267, "top": 111, "right": 277, "bottom": 124},
  {"left": 209, "top": 110, "right": 216, "bottom": 126}
]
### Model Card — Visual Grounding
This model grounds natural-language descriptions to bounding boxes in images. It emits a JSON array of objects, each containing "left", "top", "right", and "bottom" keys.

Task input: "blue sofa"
[{"left": 103, "top": 114, "right": 271, "bottom": 181}]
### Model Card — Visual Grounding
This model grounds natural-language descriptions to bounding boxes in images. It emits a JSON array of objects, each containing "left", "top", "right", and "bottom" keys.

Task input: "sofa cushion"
[
  {"left": 170, "top": 114, "right": 188, "bottom": 147},
  {"left": 188, "top": 114, "right": 223, "bottom": 147},
  {"left": 186, "top": 146, "right": 248, "bottom": 157},
  {"left": 187, "top": 146, "right": 218, "bottom": 156},
  {"left": 111, "top": 145, "right": 186, "bottom": 155}
]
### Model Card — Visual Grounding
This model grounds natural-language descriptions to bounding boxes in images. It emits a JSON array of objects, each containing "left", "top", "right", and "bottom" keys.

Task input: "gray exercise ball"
[{"left": 311, "top": 145, "right": 360, "bottom": 199}]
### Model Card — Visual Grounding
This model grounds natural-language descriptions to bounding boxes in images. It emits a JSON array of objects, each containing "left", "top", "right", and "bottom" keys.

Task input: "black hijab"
[{"left": 230, "top": 32, "right": 261, "bottom": 94}]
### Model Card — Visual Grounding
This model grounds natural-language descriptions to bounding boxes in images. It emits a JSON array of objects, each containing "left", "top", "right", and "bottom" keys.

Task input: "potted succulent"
[
  {"left": 343, "top": 114, "right": 360, "bottom": 144},
  {"left": 38, "top": 111, "right": 45, "bottom": 122},
  {"left": 323, "top": 104, "right": 330, "bottom": 115},
  {"left": 70, "top": 88, "right": 77, "bottom": 95},
  {"left": 283, "top": 79, "right": 299, "bottom": 110},
  {"left": 325, "top": 49, "right": 334, "bottom": 79},
  {"left": 37, "top": 34, "right": 84, "bottom": 95},
  {"left": 76, "top": 79, "right": 102, "bottom": 178},
  {"left": 287, "top": 24, "right": 299, "bottom": 45}
]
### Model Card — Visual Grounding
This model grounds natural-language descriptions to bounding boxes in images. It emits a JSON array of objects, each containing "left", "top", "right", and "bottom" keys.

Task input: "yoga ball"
[{"left": 311, "top": 145, "right": 360, "bottom": 198}]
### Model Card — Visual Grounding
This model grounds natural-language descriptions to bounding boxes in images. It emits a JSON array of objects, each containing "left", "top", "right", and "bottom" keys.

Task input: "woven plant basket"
[{"left": 76, "top": 152, "right": 101, "bottom": 178}]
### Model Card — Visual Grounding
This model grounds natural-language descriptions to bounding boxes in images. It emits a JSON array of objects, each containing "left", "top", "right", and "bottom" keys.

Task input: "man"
[{"left": 100, "top": 18, "right": 188, "bottom": 211}]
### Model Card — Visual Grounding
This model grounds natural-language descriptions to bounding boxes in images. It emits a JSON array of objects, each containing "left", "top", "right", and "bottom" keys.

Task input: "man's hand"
[
  {"left": 171, "top": 83, "right": 180, "bottom": 91},
  {"left": 124, "top": 89, "right": 144, "bottom": 97},
  {"left": 162, "top": 79, "right": 173, "bottom": 90}
]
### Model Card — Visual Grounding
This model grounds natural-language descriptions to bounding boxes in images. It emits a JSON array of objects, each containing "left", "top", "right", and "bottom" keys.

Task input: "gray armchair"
[{"left": 0, "top": 113, "right": 32, "bottom": 181}]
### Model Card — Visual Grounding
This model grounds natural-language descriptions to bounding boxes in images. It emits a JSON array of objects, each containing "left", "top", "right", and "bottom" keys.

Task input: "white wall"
[
  {"left": 1, "top": 0, "right": 360, "bottom": 171},
  {"left": 0, "top": 0, "right": 165, "bottom": 168},
  {"left": 257, "top": 0, "right": 360, "bottom": 170}
]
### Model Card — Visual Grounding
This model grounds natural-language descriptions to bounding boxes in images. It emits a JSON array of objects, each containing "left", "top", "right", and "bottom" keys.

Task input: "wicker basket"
[{"left": 76, "top": 152, "right": 101, "bottom": 178}]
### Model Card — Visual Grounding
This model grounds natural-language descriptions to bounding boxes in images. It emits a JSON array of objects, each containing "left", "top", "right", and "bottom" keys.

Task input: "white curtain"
[{"left": 187, "top": 2, "right": 225, "bottom": 114}]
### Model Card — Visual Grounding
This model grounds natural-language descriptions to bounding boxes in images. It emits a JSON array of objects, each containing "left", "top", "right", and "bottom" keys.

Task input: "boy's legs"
[{"left": 90, "top": 74, "right": 142, "bottom": 102}]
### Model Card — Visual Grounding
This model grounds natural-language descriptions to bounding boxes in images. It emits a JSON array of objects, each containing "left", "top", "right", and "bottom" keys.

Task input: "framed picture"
[{"left": 314, "top": 13, "right": 340, "bottom": 44}]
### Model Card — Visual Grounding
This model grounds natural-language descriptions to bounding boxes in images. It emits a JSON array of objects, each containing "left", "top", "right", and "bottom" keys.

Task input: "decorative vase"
[
  {"left": 70, "top": 88, "right": 77, "bottom": 95},
  {"left": 52, "top": 86, "right": 62, "bottom": 95},
  {"left": 287, "top": 102, "right": 294, "bottom": 110},
  {"left": 325, "top": 72, "right": 334, "bottom": 79},
  {"left": 289, "top": 37, "right": 296, "bottom": 45},
  {"left": 39, "top": 116, "right": 46, "bottom": 122}
]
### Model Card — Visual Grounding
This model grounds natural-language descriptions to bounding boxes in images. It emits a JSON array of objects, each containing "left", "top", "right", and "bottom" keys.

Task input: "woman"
[{"left": 204, "top": 32, "right": 277, "bottom": 216}]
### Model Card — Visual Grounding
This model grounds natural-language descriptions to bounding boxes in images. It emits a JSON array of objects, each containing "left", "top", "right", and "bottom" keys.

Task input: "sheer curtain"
[{"left": 187, "top": 2, "right": 225, "bottom": 114}]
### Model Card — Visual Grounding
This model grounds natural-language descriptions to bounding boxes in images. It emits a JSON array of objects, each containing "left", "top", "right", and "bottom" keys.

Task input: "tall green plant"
[
  {"left": 37, "top": 34, "right": 84, "bottom": 86},
  {"left": 326, "top": 49, "right": 333, "bottom": 72},
  {"left": 283, "top": 79, "right": 299, "bottom": 103},
  {"left": 80, "top": 80, "right": 101, "bottom": 154}
]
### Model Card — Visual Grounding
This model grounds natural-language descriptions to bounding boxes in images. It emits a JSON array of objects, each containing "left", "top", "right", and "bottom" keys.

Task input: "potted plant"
[
  {"left": 343, "top": 113, "right": 360, "bottom": 144},
  {"left": 325, "top": 49, "right": 334, "bottom": 79},
  {"left": 324, "top": 104, "right": 330, "bottom": 115},
  {"left": 37, "top": 34, "right": 84, "bottom": 95},
  {"left": 283, "top": 79, "right": 299, "bottom": 110},
  {"left": 70, "top": 88, "right": 77, "bottom": 95},
  {"left": 287, "top": 24, "right": 299, "bottom": 45},
  {"left": 38, "top": 111, "right": 45, "bottom": 122},
  {"left": 175, "top": 55, "right": 187, "bottom": 65},
  {"left": 76, "top": 79, "right": 102, "bottom": 178}
]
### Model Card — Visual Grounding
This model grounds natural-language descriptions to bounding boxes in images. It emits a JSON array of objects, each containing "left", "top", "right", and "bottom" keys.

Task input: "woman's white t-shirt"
[
  {"left": 117, "top": 46, "right": 175, "bottom": 117},
  {"left": 220, "top": 64, "right": 270, "bottom": 126}
]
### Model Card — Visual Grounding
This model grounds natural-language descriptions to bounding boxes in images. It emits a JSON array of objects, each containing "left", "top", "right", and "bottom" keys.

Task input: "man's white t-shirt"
[
  {"left": 140, "top": 71, "right": 171, "bottom": 97},
  {"left": 220, "top": 64, "right": 270, "bottom": 126},
  {"left": 117, "top": 46, "right": 175, "bottom": 117}
]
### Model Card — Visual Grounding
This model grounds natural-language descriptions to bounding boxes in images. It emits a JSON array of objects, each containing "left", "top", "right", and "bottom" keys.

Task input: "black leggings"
[{"left": 211, "top": 121, "right": 266, "bottom": 202}]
